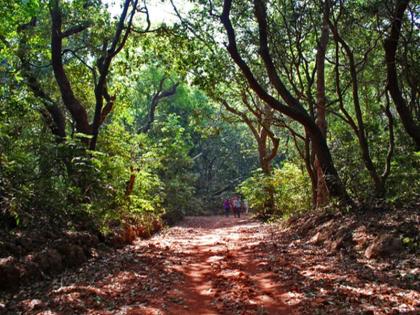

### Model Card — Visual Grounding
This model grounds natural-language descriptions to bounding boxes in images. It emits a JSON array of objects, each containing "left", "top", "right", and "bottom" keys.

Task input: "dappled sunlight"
[
  {"left": 3, "top": 215, "right": 419, "bottom": 314},
  {"left": 1, "top": 0, "right": 419, "bottom": 313},
  {"left": 5, "top": 215, "right": 295, "bottom": 314}
]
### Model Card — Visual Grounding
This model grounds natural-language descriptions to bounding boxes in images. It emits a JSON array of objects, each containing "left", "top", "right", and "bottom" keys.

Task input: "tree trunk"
[
  {"left": 221, "top": 0, "right": 352, "bottom": 206},
  {"left": 258, "top": 132, "right": 275, "bottom": 216},
  {"left": 331, "top": 20, "right": 386, "bottom": 197},
  {"left": 314, "top": 0, "right": 330, "bottom": 207},
  {"left": 384, "top": 0, "right": 420, "bottom": 150},
  {"left": 125, "top": 169, "right": 136, "bottom": 197},
  {"left": 302, "top": 130, "right": 317, "bottom": 208},
  {"left": 50, "top": 0, "right": 91, "bottom": 136}
]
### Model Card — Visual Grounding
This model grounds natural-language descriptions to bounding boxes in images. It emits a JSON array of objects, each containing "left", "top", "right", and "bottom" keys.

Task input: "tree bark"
[
  {"left": 125, "top": 167, "right": 137, "bottom": 197},
  {"left": 305, "top": 130, "right": 318, "bottom": 208},
  {"left": 384, "top": 0, "right": 420, "bottom": 150},
  {"left": 314, "top": 0, "right": 330, "bottom": 207},
  {"left": 50, "top": 0, "right": 91, "bottom": 135},
  {"left": 220, "top": 0, "right": 352, "bottom": 206}
]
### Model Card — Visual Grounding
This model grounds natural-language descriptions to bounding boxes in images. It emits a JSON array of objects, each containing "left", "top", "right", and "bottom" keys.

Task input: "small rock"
[
  {"left": 66, "top": 245, "right": 87, "bottom": 267},
  {"left": 34, "top": 248, "right": 63, "bottom": 274},
  {"left": 309, "top": 232, "right": 322, "bottom": 244},
  {"left": 329, "top": 230, "right": 353, "bottom": 252},
  {"left": 0, "top": 256, "right": 20, "bottom": 289},
  {"left": 308, "top": 231, "right": 329, "bottom": 245},
  {"left": 27, "top": 299, "right": 44, "bottom": 311},
  {"left": 364, "top": 234, "right": 403, "bottom": 259},
  {"left": 329, "top": 237, "right": 344, "bottom": 252}
]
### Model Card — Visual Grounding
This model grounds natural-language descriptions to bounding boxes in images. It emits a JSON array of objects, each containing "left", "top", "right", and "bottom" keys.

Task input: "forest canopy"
[{"left": 0, "top": 0, "right": 419, "bottom": 232}]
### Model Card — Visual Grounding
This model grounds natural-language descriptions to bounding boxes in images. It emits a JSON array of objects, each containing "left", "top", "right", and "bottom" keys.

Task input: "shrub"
[{"left": 238, "top": 162, "right": 311, "bottom": 219}]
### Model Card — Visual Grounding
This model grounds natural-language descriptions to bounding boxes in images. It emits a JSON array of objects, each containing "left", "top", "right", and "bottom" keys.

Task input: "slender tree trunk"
[
  {"left": 384, "top": 0, "right": 420, "bottom": 150},
  {"left": 302, "top": 130, "right": 317, "bottom": 208},
  {"left": 125, "top": 168, "right": 136, "bottom": 197},
  {"left": 258, "top": 131, "right": 275, "bottom": 217},
  {"left": 221, "top": 0, "right": 352, "bottom": 206},
  {"left": 331, "top": 21, "right": 386, "bottom": 197},
  {"left": 314, "top": 0, "right": 330, "bottom": 207}
]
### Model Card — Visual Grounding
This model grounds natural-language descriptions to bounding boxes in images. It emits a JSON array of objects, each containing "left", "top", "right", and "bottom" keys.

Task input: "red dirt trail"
[
  {"left": 3, "top": 214, "right": 419, "bottom": 314},
  {"left": 3, "top": 215, "right": 296, "bottom": 314},
  {"left": 153, "top": 215, "right": 294, "bottom": 315}
]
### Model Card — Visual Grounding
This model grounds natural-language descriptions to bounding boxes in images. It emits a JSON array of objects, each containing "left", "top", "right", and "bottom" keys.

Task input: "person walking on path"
[
  {"left": 223, "top": 199, "right": 231, "bottom": 217},
  {"left": 243, "top": 199, "right": 249, "bottom": 214},
  {"left": 232, "top": 196, "right": 241, "bottom": 218}
]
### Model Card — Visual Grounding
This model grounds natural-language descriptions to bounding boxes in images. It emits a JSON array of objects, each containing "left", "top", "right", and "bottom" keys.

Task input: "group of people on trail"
[{"left": 223, "top": 195, "right": 248, "bottom": 218}]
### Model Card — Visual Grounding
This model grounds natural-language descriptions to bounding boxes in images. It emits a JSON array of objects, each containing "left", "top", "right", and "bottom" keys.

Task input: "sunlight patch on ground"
[
  {"left": 115, "top": 304, "right": 161, "bottom": 315},
  {"left": 281, "top": 291, "right": 305, "bottom": 306},
  {"left": 207, "top": 255, "right": 225, "bottom": 263}
]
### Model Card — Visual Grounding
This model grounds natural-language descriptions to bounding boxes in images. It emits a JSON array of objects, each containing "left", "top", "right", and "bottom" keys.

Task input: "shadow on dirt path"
[
  {"left": 3, "top": 215, "right": 294, "bottom": 315},
  {"left": 156, "top": 215, "right": 293, "bottom": 315},
  {"left": 3, "top": 214, "right": 419, "bottom": 314}
]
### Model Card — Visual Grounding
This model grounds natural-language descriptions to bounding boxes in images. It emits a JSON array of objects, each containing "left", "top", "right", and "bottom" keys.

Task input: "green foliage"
[
  {"left": 1, "top": 0, "right": 419, "bottom": 235},
  {"left": 237, "top": 170, "right": 272, "bottom": 215},
  {"left": 238, "top": 162, "right": 311, "bottom": 219},
  {"left": 385, "top": 149, "right": 420, "bottom": 203},
  {"left": 272, "top": 163, "right": 312, "bottom": 216}
]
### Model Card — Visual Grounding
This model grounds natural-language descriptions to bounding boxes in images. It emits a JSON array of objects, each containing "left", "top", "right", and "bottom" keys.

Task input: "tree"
[
  {"left": 48, "top": 0, "right": 148, "bottom": 149},
  {"left": 126, "top": 76, "right": 178, "bottom": 197},
  {"left": 222, "top": 90, "right": 280, "bottom": 215},
  {"left": 384, "top": 0, "right": 420, "bottom": 150},
  {"left": 329, "top": 1, "right": 395, "bottom": 197},
  {"left": 219, "top": 0, "right": 352, "bottom": 205},
  {"left": 314, "top": 0, "right": 331, "bottom": 206}
]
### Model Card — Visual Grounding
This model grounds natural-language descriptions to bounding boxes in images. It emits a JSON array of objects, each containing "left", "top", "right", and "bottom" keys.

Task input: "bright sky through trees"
[{"left": 103, "top": 0, "right": 190, "bottom": 26}]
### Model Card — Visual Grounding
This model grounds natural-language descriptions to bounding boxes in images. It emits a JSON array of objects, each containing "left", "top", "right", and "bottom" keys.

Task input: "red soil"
[
  {"left": 2, "top": 216, "right": 294, "bottom": 314},
  {"left": 2, "top": 214, "right": 418, "bottom": 314}
]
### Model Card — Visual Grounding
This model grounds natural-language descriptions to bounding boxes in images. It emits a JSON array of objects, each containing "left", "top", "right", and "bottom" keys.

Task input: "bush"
[
  {"left": 272, "top": 163, "right": 311, "bottom": 217},
  {"left": 238, "top": 162, "right": 311, "bottom": 219}
]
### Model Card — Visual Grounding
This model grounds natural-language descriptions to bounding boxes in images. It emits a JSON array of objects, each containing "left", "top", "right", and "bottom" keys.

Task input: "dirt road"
[
  {"left": 150, "top": 215, "right": 293, "bottom": 315},
  {"left": 4, "top": 215, "right": 418, "bottom": 314},
  {"left": 3, "top": 216, "right": 293, "bottom": 314}
]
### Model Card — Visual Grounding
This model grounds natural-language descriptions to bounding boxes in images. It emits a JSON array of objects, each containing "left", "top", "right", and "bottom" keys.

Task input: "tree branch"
[
  {"left": 61, "top": 23, "right": 91, "bottom": 38},
  {"left": 384, "top": 0, "right": 420, "bottom": 150},
  {"left": 139, "top": 78, "right": 179, "bottom": 133},
  {"left": 50, "top": 0, "right": 90, "bottom": 134}
]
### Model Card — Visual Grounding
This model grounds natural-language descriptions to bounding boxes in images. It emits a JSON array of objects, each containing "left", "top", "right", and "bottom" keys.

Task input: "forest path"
[
  {"left": 148, "top": 215, "right": 293, "bottom": 315},
  {"left": 4, "top": 214, "right": 418, "bottom": 314},
  {"left": 4, "top": 215, "right": 295, "bottom": 314}
]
